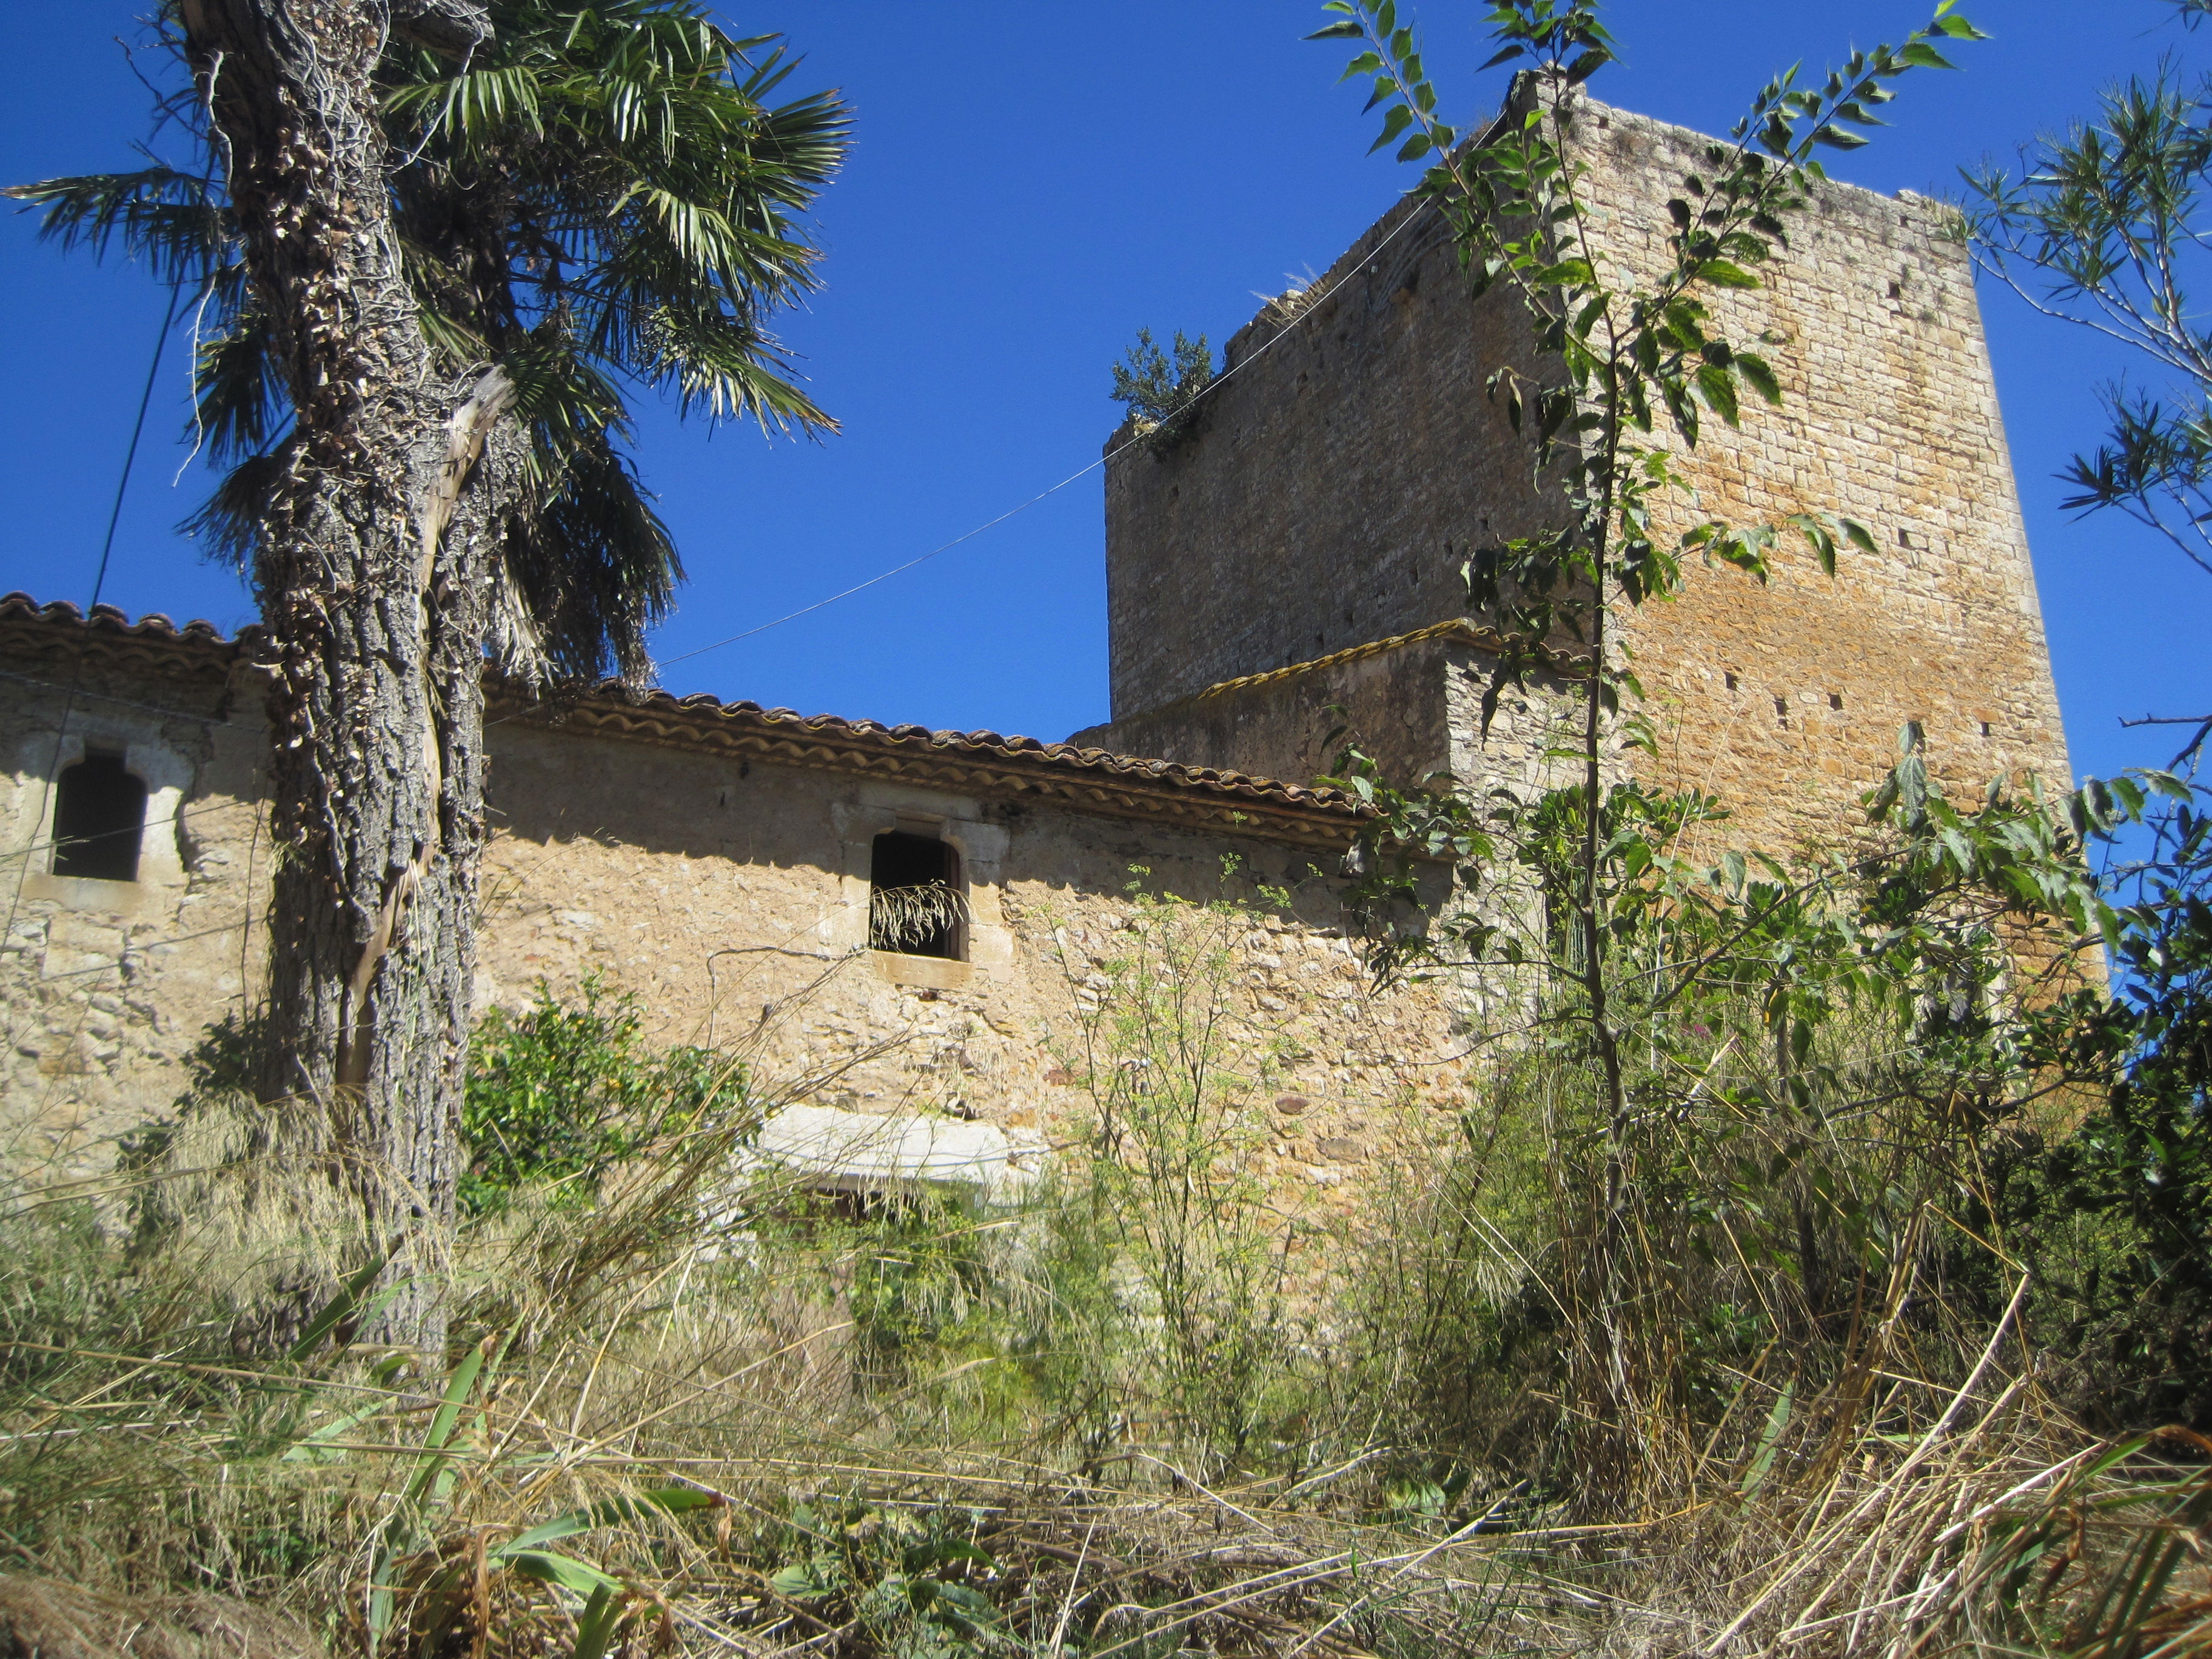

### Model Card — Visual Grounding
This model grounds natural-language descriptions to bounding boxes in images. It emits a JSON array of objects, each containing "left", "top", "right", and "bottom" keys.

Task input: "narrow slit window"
[
  {"left": 51, "top": 751, "right": 146, "bottom": 883},
  {"left": 869, "top": 831, "right": 965, "bottom": 960}
]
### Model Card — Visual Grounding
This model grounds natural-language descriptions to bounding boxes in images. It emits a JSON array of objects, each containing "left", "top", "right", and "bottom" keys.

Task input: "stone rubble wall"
[
  {"left": 1090, "top": 93, "right": 2073, "bottom": 861},
  {"left": 1, "top": 649, "right": 270, "bottom": 1185},
  {"left": 1570, "top": 98, "right": 2070, "bottom": 859},
  {"left": 1, "top": 655, "right": 1466, "bottom": 1232},
  {"left": 1101, "top": 193, "right": 1558, "bottom": 724}
]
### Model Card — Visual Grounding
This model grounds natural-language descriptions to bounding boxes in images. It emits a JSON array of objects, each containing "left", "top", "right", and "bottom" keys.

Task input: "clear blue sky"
[{"left": 1, "top": 1, "right": 2205, "bottom": 789}]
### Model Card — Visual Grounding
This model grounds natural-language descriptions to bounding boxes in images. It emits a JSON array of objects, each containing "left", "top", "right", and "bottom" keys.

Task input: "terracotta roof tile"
[
  {"left": 0, "top": 591, "right": 246, "bottom": 649},
  {"left": 1, "top": 592, "right": 1371, "bottom": 843},
  {"left": 535, "top": 679, "right": 1369, "bottom": 828}
]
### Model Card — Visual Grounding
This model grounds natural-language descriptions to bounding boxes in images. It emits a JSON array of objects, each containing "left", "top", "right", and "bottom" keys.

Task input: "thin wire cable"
[
  {"left": 10, "top": 196, "right": 1438, "bottom": 801},
  {"left": 652, "top": 199, "right": 1436, "bottom": 676},
  {"left": 28, "top": 920, "right": 249, "bottom": 984},
  {"left": 0, "top": 672, "right": 250, "bottom": 865},
  {"left": 2, "top": 219, "right": 1437, "bottom": 1016},
  {"left": 7, "top": 796, "right": 258, "bottom": 868},
  {"left": 1, "top": 278, "right": 186, "bottom": 988},
  {"left": 0, "top": 666, "right": 240, "bottom": 728},
  {"left": 5, "top": 196, "right": 1442, "bottom": 984}
]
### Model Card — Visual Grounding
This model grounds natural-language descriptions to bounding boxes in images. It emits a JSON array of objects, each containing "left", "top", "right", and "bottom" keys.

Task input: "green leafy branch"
[{"left": 1307, "top": 0, "right": 1980, "bottom": 622}]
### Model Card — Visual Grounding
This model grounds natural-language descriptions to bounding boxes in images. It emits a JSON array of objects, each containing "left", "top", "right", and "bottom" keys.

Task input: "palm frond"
[
  {"left": 503, "top": 327, "right": 629, "bottom": 440},
  {"left": 389, "top": 61, "right": 552, "bottom": 144},
  {"left": 25, "top": 1, "right": 850, "bottom": 687},
  {"left": 639, "top": 301, "right": 828, "bottom": 430},
  {"left": 5, "top": 166, "right": 231, "bottom": 287},
  {"left": 179, "top": 445, "right": 293, "bottom": 574},
  {"left": 734, "top": 71, "right": 849, "bottom": 196},
  {"left": 496, "top": 431, "right": 679, "bottom": 688},
  {"left": 191, "top": 300, "right": 284, "bottom": 462}
]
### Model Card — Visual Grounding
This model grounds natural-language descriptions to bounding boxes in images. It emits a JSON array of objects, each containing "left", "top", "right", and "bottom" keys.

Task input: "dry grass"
[
  {"left": 1, "top": 940, "right": 2205, "bottom": 1659},
  {"left": 8, "top": 1131, "right": 2205, "bottom": 1659},
  {"left": 0, "top": 1574, "right": 328, "bottom": 1659}
]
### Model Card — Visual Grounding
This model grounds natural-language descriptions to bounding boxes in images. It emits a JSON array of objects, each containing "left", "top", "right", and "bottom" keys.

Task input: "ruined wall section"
[
  {"left": 1567, "top": 99, "right": 2071, "bottom": 855},
  {"left": 1076, "top": 629, "right": 1453, "bottom": 789},
  {"left": 1094, "top": 96, "right": 2071, "bottom": 857},
  {"left": 0, "top": 629, "right": 271, "bottom": 1183},
  {"left": 1076, "top": 629, "right": 1582, "bottom": 800},
  {"left": 1, "top": 651, "right": 1468, "bottom": 1222},
  {"left": 1102, "top": 193, "right": 1557, "bottom": 722},
  {"left": 475, "top": 723, "right": 1465, "bottom": 1198}
]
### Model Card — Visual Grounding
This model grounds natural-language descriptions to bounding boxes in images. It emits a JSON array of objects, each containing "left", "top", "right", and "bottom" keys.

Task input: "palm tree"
[
  {"left": 25, "top": 1, "right": 845, "bottom": 679},
  {"left": 12, "top": 0, "right": 847, "bottom": 1344}
]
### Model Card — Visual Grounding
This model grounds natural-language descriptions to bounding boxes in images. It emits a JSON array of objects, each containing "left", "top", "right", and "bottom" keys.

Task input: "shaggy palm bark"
[{"left": 179, "top": 0, "right": 521, "bottom": 1347}]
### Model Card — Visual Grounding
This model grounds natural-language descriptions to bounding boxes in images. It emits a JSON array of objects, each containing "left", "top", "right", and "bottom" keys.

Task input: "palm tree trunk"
[{"left": 179, "top": 0, "right": 518, "bottom": 1350}]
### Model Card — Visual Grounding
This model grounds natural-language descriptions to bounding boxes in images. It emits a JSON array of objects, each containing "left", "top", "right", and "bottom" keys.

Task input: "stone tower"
[{"left": 1073, "top": 94, "right": 2071, "bottom": 858}]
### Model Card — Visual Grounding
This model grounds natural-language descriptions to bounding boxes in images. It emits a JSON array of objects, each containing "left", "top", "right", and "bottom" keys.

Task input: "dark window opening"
[
  {"left": 1724, "top": 672, "right": 1739, "bottom": 691},
  {"left": 869, "top": 831, "right": 965, "bottom": 960},
  {"left": 52, "top": 751, "right": 146, "bottom": 883},
  {"left": 1829, "top": 692, "right": 1845, "bottom": 711}
]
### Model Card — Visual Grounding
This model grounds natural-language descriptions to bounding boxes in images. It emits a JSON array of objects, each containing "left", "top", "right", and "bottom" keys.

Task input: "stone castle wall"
[
  {"left": 1087, "top": 94, "right": 2072, "bottom": 858},
  {"left": 1083, "top": 625, "right": 1584, "bottom": 800},
  {"left": 1100, "top": 194, "right": 1553, "bottom": 722},
  {"left": 1578, "top": 101, "right": 2068, "bottom": 856},
  {"left": 1, "top": 617, "right": 1464, "bottom": 1223},
  {"left": 1, "top": 89, "right": 2078, "bottom": 1216}
]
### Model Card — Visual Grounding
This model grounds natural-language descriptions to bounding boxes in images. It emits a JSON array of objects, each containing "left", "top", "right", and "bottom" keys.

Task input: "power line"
[
  {"left": 4, "top": 210, "right": 1441, "bottom": 1047},
  {"left": 1, "top": 278, "right": 187, "bottom": 972},
  {"left": 0, "top": 666, "right": 240, "bottom": 728},
  {"left": 18, "top": 919, "right": 250, "bottom": 984},
  {"left": 652, "top": 199, "right": 1435, "bottom": 675},
  {"left": 6, "top": 196, "right": 1441, "bottom": 947},
  {"left": 4, "top": 794, "right": 259, "bottom": 868}
]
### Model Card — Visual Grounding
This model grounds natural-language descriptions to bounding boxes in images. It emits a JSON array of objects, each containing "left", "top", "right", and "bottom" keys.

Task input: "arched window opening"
[
  {"left": 869, "top": 831, "right": 966, "bottom": 960},
  {"left": 51, "top": 750, "right": 147, "bottom": 883}
]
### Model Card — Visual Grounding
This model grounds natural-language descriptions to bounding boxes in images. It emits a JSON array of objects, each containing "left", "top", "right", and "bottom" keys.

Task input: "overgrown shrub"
[
  {"left": 1989, "top": 1098, "right": 2212, "bottom": 1433},
  {"left": 461, "top": 974, "right": 750, "bottom": 1214},
  {"left": 1039, "top": 877, "right": 1338, "bottom": 1476}
]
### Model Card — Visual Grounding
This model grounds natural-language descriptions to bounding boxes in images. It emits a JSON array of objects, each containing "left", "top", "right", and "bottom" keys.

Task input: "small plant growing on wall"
[
  {"left": 1109, "top": 326, "right": 1216, "bottom": 449},
  {"left": 1307, "top": 0, "right": 2045, "bottom": 1510},
  {"left": 1041, "top": 877, "right": 1324, "bottom": 1474},
  {"left": 868, "top": 882, "right": 970, "bottom": 956}
]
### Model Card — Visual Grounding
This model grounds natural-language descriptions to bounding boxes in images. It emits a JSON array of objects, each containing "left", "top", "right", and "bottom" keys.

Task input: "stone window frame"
[
  {"left": 12, "top": 719, "right": 192, "bottom": 916},
  {"left": 828, "top": 785, "right": 1012, "bottom": 991},
  {"left": 866, "top": 828, "right": 968, "bottom": 962}
]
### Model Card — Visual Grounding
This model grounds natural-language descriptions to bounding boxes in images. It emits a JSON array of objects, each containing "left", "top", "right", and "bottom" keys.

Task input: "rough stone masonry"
[
  {"left": 1078, "top": 92, "right": 2070, "bottom": 866},
  {"left": 0, "top": 592, "right": 1460, "bottom": 1256},
  {"left": 1, "top": 90, "right": 2070, "bottom": 1216}
]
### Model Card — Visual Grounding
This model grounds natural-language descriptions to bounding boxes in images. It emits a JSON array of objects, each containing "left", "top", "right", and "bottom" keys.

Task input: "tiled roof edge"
[
  {"left": 0, "top": 593, "right": 1371, "bottom": 843},
  {"left": 0, "top": 591, "right": 256, "bottom": 654},
  {"left": 490, "top": 680, "right": 1372, "bottom": 845},
  {"left": 1193, "top": 617, "right": 1588, "bottom": 702},
  {"left": 1101, "top": 618, "right": 1590, "bottom": 737}
]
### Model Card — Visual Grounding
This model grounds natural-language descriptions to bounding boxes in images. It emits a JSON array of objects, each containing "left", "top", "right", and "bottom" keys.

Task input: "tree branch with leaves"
[
  {"left": 1962, "top": 0, "right": 2212, "bottom": 762},
  {"left": 1308, "top": 0, "right": 1991, "bottom": 1499}
]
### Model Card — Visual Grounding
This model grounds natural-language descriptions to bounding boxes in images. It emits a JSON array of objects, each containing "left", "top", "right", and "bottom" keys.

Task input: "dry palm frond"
[{"left": 868, "top": 882, "right": 968, "bottom": 954}]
